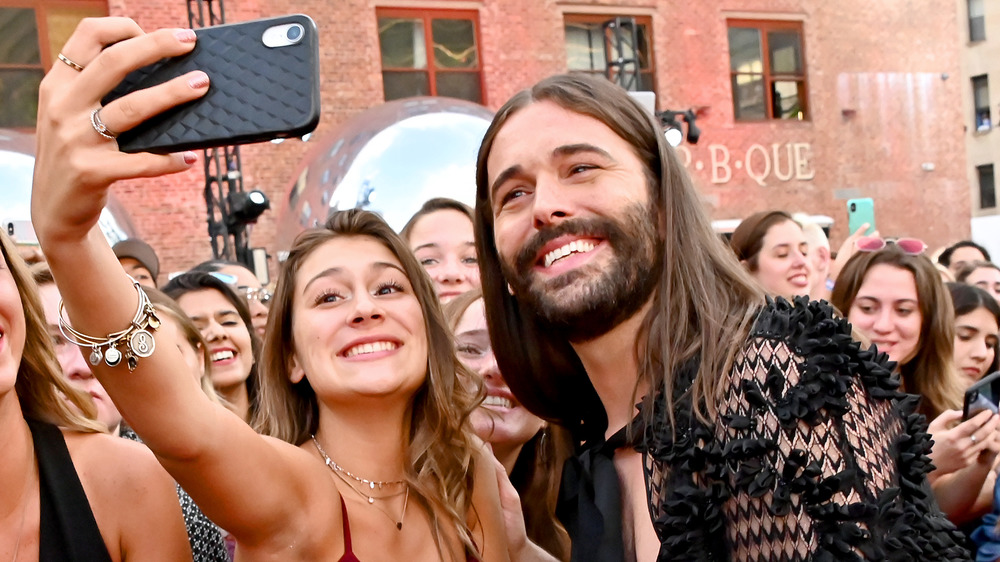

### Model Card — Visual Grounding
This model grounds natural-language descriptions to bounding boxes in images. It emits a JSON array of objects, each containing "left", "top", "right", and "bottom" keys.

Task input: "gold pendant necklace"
[{"left": 311, "top": 435, "right": 409, "bottom": 530}]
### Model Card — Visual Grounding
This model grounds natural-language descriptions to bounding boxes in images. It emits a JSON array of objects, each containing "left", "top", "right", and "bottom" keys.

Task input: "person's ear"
[{"left": 289, "top": 355, "right": 306, "bottom": 384}]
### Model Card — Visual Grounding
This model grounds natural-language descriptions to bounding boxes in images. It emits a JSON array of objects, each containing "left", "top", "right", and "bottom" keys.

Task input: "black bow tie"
[{"left": 557, "top": 425, "right": 630, "bottom": 562}]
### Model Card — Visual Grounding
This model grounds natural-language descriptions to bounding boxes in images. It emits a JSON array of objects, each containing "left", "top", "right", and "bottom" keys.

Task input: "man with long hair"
[{"left": 473, "top": 74, "right": 968, "bottom": 561}]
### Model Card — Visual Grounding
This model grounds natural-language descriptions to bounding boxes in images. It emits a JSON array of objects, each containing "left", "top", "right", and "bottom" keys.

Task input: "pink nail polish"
[
  {"left": 188, "top": 72, "right": 209, "bottom": 89},
  {"left": 175, "top": 29, "right": 197, "bottom": 42},
  {"left": 183, "top": 152, "right": 197, "bottom": 164}
]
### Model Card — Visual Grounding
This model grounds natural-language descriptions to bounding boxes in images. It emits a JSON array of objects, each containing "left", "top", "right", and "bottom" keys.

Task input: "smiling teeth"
[
  {"left": 482, "top": 396, "right": 512, "bottom": 408},
  {"left": 543, "top": 240, "right": 596, "bottom": 268},
  {"left": 211, "top": 350, "right": 234, "bottom": 362},
  {"left": 345, "top": 341, "right": 398, "bottom": 358}
]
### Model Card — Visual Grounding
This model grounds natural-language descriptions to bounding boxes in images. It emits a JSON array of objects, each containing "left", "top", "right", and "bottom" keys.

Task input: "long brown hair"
[
  {"left": 830, "top": 245, "right": 963, "bottom": 418},
  {"left": 473, "top": 74, "right": 764, "bottom": 440},
  {"left": 729, "top": 210, "right": 795, "bottom": 271},
  {"left": 443, "top": 289, "right": 571, "bottom": 561},
  {"left": 252, "top": 209, "right": 484, "bottom": 561},
  {"left": 2, "top": 232, "right": 102, "bottom": 431}
]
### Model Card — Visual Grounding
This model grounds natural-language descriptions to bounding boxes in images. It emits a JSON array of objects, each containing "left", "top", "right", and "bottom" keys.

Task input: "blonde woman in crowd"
[{"left": 0, "top": 231, "right": 190, "bottom": 560}]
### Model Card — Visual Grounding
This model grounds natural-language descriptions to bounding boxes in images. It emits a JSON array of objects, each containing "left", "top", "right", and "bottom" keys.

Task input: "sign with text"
[{"left": 675, "top": 142, "right": 815, "bottom": 187}]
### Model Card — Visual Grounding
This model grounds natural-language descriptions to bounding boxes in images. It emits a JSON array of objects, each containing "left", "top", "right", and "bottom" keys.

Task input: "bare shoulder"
[{"left": 62, "top": 429, "right": 190, "bottom": 561}]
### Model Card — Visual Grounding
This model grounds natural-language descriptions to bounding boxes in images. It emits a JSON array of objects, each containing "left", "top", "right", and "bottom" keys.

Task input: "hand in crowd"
[
  {"left": 927, "top": 409, "right": 1000, "bottom": 476},
  {"left": 32, "top": 18, "right": 207, "bottom": 245},
  {"left": 491, "top": 453, "right": 559, "bottom": 562},
  {"left": 828, "top": 223, "right": 879, "bottom": 284}
]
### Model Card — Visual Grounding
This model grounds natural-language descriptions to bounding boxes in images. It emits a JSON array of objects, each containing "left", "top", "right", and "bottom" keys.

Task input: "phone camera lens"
[
  {"left": 850, "top": 203, "right": 856, "bottom": 212},
  {"left": 287, "top": 25, "right": 302, "bottom": 41}
]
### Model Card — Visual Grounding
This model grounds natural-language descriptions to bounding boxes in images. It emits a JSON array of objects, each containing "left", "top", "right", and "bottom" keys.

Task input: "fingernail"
[
  {"left": 175, "top": 29, "right": 196, "bottom": 42},
  {"left": 183, "top": 151, "right": 197, "bottom": 164},
  {"left": 188, "top": 71, "right": 209, "bottom": 89}
]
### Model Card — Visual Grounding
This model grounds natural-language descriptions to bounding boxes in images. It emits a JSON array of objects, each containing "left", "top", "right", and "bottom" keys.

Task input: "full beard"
[{"left": 500, "top": 203, "right": 662, "bottom": 342}]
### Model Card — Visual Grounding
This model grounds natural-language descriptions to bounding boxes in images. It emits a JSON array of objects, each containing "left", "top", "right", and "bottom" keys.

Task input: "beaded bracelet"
[{"left": 58, "top": 276, "right": 161, "bottom": 372}]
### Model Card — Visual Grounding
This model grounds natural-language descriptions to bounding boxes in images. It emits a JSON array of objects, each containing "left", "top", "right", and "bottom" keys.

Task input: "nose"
[
  {"left": 202, "top": 318, "right": 227, "bottom": 342},
  {"left": 971, "top": 338, "right": 990, "bottom": 360},
  {"left": 479, "top": 348, "right": 503, "bottom": 382},
  {"left": 63, "top": 347, "right": 94, "bottom": 380},
  {"left": 532, "top": 174, "right": 573, "bottom": 229},
  {"left": 349, "top": 292, "right": 384, "bottom": 325},
  {"left": 436, "top": 256, "right": 466, "bottom": 285},
  {"left": 872, "top": 309, "right": 894, "bottom": 334}
]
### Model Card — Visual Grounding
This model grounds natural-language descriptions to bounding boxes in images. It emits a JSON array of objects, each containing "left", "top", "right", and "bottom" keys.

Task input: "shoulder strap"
[{"left": 27, "top": 419, "right": 113, "bottom": 562}]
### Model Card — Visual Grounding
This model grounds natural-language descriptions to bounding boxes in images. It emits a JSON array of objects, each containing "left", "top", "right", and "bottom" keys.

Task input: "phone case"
[
  {"left": 102, "top": 14, "right": 320, "bottom": 154},
  {"left": 847, "top": 198, "right": 876, "bottom": 236},
  {"left": 964, "top": 371, "right": 1000, "bottom": 419}
]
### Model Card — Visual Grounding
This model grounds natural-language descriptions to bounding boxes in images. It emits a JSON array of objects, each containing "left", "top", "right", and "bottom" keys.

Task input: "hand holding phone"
[
  {"left": 964, "top": 371, "right": 1000, "bottom": 420},
  {"left": 847, "top": 198, "right": 876, "bottom": 236},
  {"left": 101, "top": 14, "right": 320, "bottom": 154}
]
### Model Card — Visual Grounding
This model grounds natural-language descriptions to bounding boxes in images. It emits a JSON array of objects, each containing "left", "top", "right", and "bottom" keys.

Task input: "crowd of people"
[{"left": 5, "top": 15, "right": 1000, "bottom": 562}]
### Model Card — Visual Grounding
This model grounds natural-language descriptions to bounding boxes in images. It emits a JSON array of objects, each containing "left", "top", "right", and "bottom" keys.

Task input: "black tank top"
[{"left": 27, "top": 419, "right": 113, "bottom": 562}]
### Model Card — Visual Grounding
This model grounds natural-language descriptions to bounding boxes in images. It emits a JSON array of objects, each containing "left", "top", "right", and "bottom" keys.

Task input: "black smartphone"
[
  {"left": 101, "top": 14, "right": 320, "bottom": 154},
  {"left": 963, "top": 371, "right": 1000, "bottom": 420}
]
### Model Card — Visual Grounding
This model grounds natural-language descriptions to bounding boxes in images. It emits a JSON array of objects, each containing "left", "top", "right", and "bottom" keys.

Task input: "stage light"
[
  {"left": 656, "top": 109, "right": 701, "bottom": 145},
  {"left": 227, "top": 189, "right": 271, "bottom": 227}
]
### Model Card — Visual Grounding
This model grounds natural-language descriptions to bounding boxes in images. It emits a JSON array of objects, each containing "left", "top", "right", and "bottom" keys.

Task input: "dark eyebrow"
[
  {"left": 489, "top": 143, "right": 616, "bottom": 202},
  {"left": 302, "top": 262, "right": 407, "bottom": 294},
  {"left": 490, "top": 164, "right": 524, "bottom": 202},
  {"left": 552, "top": 143, "right": 616, "bottom": 162}
]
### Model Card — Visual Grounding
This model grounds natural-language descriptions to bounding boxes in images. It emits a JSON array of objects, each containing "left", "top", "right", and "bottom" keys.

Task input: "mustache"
[{"left": 513, "top": 218, "right": 611, "bottom": 274}]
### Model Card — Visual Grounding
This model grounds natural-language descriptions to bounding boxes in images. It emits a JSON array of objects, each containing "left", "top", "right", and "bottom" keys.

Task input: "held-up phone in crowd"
[
  {"left": 847, "top": 198, "right": 876, "bottom": 236},
  {"left": 101, "top": 14, "right": 320, "bottom": 154},
  {"left": 4, "top": 220, "right": 38, "bottom": 245},
  {"left": 963, "top": 371, "right": 1000, "bottom": 420}
]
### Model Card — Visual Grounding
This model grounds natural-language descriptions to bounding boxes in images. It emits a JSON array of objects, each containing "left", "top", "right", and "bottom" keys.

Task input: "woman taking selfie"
[
  {"left": 0, "top": 231, "right": 190, "bottom": 560},
  {"left": 32, "top": 18, "right": 508, "bottom": 562},
  {"left": 831, "top": 239, "right": 1000, "bottom": 524}
]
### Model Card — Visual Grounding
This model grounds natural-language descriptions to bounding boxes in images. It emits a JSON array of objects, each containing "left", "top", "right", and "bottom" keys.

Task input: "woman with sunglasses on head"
[
  {"left": 190, "top": 260, "right": 270, "bottom": 339},
  {"left": 831, "top": 239, "right": 1000, "bottom": 525},
  {"left": 0, "top": 231, "right": 191, "bottom": 560},
  {"left": 445, "top": 290, "right": 571, "bottom": 562},
  {"left": 163, "top": 272, "right": 260, "bottom": 424},
  {"left": 30, "top": 18, "right": 509, "bottom": 560},
  {"left": 729, "top": 210, "right": 813, "bottom": 300}
]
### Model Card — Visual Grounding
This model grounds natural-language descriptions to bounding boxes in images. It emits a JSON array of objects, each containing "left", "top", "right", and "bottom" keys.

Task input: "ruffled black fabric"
[{"left": 636, "top": 296, "right": 970, "bottom": 561}]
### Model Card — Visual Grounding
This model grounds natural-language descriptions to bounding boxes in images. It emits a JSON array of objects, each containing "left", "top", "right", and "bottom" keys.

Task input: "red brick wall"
[{"left": 109, "top": 0, "right": 967, "bottom": 283}]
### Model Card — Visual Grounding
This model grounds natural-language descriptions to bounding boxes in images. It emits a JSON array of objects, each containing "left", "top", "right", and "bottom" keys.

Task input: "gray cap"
[{"left": 112, "top": 238, "right": 160, "bottom": 280}]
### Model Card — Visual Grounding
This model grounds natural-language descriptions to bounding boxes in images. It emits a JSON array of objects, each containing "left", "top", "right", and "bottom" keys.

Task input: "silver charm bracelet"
[{"left": 58, "top": 276, "right": 160, "bottom": 372}]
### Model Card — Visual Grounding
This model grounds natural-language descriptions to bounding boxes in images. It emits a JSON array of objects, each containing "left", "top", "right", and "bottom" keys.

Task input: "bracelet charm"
[{"left": 58, "top": 276, "right": 159, "bottom": 372}]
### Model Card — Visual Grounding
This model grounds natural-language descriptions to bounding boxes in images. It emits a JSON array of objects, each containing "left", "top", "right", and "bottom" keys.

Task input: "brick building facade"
[{"left": 5, "top": 0, "right": 969, "bottom": 282}]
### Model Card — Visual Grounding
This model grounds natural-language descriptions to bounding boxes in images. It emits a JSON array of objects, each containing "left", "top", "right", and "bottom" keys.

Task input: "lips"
[
  {"left": 339, "top": 337, "right": 402, "bottom": 359},
  {"left": 210, "top": 348, "right": 236, "bottom": 363},
  {"left": 541, "top": 239, "right": 599, "bottom": 268}
]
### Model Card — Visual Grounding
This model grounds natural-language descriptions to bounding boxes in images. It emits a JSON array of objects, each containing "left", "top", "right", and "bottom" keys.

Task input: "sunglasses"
[
  {"left": 855, "top": 236, "right": 927, "bottom": 255},
  {"left": 239, "top": 286, "right": 272, "bottom": 305}
]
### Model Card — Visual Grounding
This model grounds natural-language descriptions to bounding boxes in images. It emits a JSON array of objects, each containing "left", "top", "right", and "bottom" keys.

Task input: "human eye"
[
  {"left": 419, "top": 257, "right": 439, "bottom": 267},
  {"left": 895, "top": 306, "right": 915, "bottom": 317},
  {"left": 313, "top": 289, "right": 344, "bottom": 305},
  {"left": 374, "top": 280, "right": 405, "bottom": 296},
  {"left": 461, "top": 255, "right": 478, "bottom": 266},
  {"left": 988, "top": 336, "right": 999, "bottom": 349},
  {"left": 498, "top": 187, "right": 528, "bottom": 209},
  {"left": 957, "top": 328, "right": 974, "bottom": 342},
  {"left": 569, "top": 163, "right": 598, "bottom": 175},
  {"left": 456, "top": 343, "right": 486, "bottom": 357}
]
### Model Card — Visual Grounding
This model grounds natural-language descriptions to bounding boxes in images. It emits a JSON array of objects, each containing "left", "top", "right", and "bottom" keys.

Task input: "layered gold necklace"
[{"left": 311, "top": 435, "right": 410, "bottom": 530}]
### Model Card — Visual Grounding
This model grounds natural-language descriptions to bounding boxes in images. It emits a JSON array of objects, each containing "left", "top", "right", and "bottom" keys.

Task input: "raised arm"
[{"left": 31, "top": 18, "right": 338, "bottom": 550}]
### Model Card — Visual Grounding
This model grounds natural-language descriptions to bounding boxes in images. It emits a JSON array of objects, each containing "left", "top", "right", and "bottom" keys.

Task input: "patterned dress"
[{"left": 561, "top": 297, "right": 971, "bottom": 561}]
